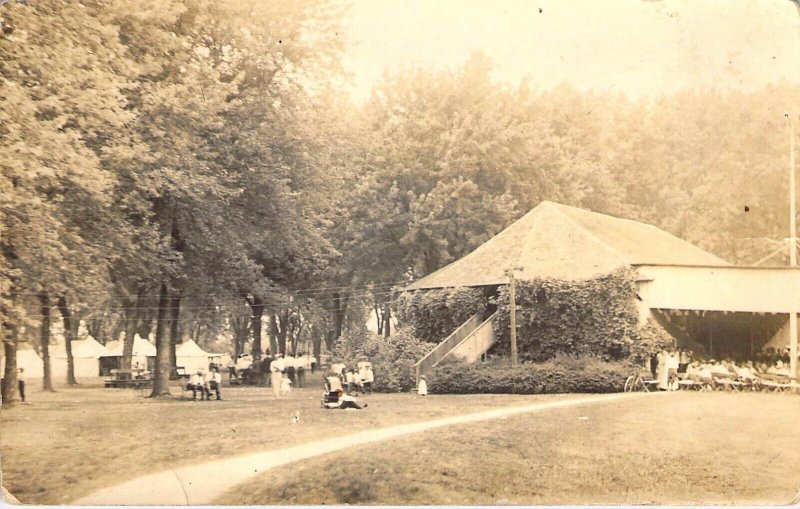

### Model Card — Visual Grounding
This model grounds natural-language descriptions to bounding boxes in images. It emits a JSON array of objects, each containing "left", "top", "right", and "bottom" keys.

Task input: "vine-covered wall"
[
  {"left": 492, "top": 268, "right": 673, "bottom": 362},
  {"left": 395, "top": 287, "right": 487, "bottom": 343}
]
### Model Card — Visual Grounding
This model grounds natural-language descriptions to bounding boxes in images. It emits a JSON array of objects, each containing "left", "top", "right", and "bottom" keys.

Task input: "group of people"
[
  {"left": 329, "top": 358, "right": 374, "bottom": 395},
  {"left": 650, "top": 347, "right": 795, "bottom": 391},
  {"left": 228, "top": 352, "right": 317, "bottom": 393},
  {"left": 321, "top": 358, "right": 375, "bottom": 410},
  {"left": 186, "top": 365, "right": 223, "bottom": 400}
]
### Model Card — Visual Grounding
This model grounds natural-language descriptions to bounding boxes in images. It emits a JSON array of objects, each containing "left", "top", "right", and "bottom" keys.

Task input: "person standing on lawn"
[
  {"left": 17, "top": 368, "right": 25, "bottom": 403},
  {"left": 295, "top": 353, "right": 305, "bottom": 388},
  {"left": 270, "top": 353, "right": 285, "bottom": 398},
  {"left": 363, "top": 364, "right": 374, "bottom": 394},
  {"left": 417, "top": 375, "right": 428, "bottom": 396}
]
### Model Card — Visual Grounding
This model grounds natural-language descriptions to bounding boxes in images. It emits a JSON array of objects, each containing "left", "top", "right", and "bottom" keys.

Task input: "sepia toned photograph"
[{"left": 1, "top": 0, "right": 800, "bottom": 506}]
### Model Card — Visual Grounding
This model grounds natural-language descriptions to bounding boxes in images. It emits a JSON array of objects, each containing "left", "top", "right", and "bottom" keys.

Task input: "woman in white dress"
[{"left": 656, "top": 349, "right": 669, "bottom": 391}]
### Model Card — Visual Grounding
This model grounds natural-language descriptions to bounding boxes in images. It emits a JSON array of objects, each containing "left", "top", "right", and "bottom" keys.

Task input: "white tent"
[
  {"left": 176, "top": 339, "right": 211, "bottom": 374},
  {"left": 100, "top": 334, "right": 156, "bottom": 372},
  {"left": 52, "top": 336, "right": 110, "bottom": 379},
  {"left": 2, "top": 348, "right": 44, "bottom": 379}
]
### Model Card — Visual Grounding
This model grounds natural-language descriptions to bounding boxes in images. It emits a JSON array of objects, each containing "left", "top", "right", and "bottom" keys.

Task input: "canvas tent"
[
  {"left": 52, "top": 336, "right": 110, "bottom": 379},
  {"left": 175, "top": 339, "right": 213, "bottom": 374},
  {"left": 1, "top": 347, "right": 44, "bottom": 379},
  {"left": 100, "top": 334, "right": 156, "bottom": 373}
]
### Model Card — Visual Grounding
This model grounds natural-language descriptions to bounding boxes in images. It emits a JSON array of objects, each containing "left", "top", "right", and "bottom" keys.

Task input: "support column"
[{"left": 790, "top": 313, "right": 797, "bottom": 380}]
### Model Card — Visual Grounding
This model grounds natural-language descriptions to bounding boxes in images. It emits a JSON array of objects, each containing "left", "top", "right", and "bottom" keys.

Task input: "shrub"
[
  {"left": 395, "top": 287, "right": 486, "bottom": 343},
  {"left": 429, "top": 355, "right": 633, "bottom": 394},
  {"left": 331, "top": 327, "right": 431, "bottom": 392},
  {"left": 492, "top": 268, "right": 668, "bottom": 362}
]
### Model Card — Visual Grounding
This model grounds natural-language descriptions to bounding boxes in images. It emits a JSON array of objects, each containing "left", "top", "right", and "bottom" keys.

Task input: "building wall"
[{"left": 636, "top": 265, "right": 800, "bottom": 313}]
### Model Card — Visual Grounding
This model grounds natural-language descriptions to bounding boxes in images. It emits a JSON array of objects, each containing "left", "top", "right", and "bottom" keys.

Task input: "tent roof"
[
  {"left": 71, "top": 336, "right": 110, "bottom": 358},
  {"left": 101, "top": 335, "right": 156, "bottom": 357},
  {"left": 408, "top": 201, "right": 729, "bottom": 289},
  {"left": 176, "top": 339, "right": 208, "bottom": 358}
]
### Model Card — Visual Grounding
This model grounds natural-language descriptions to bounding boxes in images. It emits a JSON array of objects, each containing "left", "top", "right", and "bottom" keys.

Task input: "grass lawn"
[
  {"left": 0, "top": 374, "right": 562, "bottom": 505},
  {"left": 218, "top": 392, "right": 800, "bottom": 506}
]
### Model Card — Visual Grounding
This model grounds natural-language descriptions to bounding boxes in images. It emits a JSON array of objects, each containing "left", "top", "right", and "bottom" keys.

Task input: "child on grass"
[{"left": 417, "top": 375, "right": 428, "bottom": 396}]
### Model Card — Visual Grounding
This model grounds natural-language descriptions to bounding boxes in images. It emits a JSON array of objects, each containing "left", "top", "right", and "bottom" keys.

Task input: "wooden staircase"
[{"left": 414, "top": 312, "right": 498, "bottom": 383}]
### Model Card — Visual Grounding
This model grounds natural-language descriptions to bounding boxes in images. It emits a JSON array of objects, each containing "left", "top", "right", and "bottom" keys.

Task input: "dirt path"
[{"left": 73, "top": 392, "right": 650, "bottom": 505}]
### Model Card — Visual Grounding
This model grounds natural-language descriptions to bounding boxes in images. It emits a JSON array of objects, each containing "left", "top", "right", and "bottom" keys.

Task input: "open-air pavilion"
[{"left": 408, "top": 201, "right": 800, "bottom": 378}]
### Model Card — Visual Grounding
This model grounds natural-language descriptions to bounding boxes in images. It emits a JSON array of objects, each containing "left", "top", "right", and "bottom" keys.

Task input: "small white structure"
[
  {"left": 175, "top": 339, "right": 212, "bottom": 374},
  {"left": 100, "top": 334, "right": 157, "bottom": 373},
  {"left": 1, "top": 347, "right": 44, "bottom": 379},
  {"left": 53, "top": 336, "right": 110, "bottom": 379}
]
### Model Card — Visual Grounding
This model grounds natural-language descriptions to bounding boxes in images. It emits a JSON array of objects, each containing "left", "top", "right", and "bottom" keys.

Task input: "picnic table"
[{"left": 104, "top": 369, "right": 153, "bottom": 389}]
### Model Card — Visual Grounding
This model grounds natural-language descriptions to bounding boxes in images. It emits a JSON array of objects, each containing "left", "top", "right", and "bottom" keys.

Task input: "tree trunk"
[
  {"left": 231, "top": 314, "right": 249, "bottom": 360},
  {"left": 268, "top": 314, "right": 278, "bottom": 355},
  {"left": 247, "top": 296, "right": 264, "bottom": 362},
  {"left": 382, "top": 302, "right": 391, "bottom": 338},
  {"left": 121, "top": 288, "right": 144, "bottom": 371},
  {"left": 149, "top": 283, "right": 171, "bottom": 397},
  {"left": 56, "top": 296, "right": 77, "bottom": 385},
  {"left": 2, "top": 320, "right": 19, "bottom": 405},
  {"left": 277, "top": 308, "right": 289, "bottom": 356},
  {"left": 331, "top": 292, "right": 348, "bottom": 341},
  {"left": 312, "top": 324, "right": 322, "bottom": 365},
  {"left": 39, "top": 292, "right": 54, "bottom": 391},
  {"left": 169, "top": 291, "right": 181, "bottom": 371}
]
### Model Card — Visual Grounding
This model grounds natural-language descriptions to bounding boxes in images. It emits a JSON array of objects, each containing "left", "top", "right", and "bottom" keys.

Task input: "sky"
[{"left": 338, "top": 0, "right": 800, "bottom": 103}]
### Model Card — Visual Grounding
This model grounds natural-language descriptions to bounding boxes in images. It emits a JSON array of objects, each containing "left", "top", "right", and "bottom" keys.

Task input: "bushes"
[
  {"left": 395, "top": 287, "right": 486, "bottom": 343},
  {"left": 429, "top": 355, "right": 632, "bottom": 394},
  {"left": 331, "top": 327, "right": 431, "bottom": 392},
  {"left": 492, "top": 268, "right": 657, "bottom": 362}
]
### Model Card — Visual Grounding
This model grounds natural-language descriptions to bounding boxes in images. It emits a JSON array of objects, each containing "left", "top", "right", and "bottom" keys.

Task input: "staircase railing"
[
  {"left": 414, "top": 313, "right": 482, "bottom": 383},
  {"left": 447, "top": 311, "right": 498, "bottom": 363}
]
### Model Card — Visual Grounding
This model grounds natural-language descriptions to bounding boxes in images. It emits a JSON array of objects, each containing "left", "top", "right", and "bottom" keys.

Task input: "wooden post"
[
  {"left": 789, "top": 113, "right": 798, "bottom": 380},
  {"left": 506, "top": 267, "right": 522, "bottom": 366}
]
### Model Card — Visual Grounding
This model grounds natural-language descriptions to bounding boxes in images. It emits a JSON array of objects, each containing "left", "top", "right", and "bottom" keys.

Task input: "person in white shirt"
[
  {"left": 363, "top": 365, "right": 375, "bottom": 394},
  {"left": 656, "top": 349, "right": 669, "bottom": 390},
  {"left": 204, "top": 366, "right": 222, "bottom": 400},
  {"left": 270, "top": 354, "right": 286, "bottom": 398},
  {"left": 331, "top": 362, "right": 346, "bottom": 379},
  {"left": 17, "top": 368, "right": 26, "bottom": 403},
  {"left": 351, "top": 370, "right": 363, "bottom": 395},
  {"left": 345, "top": 368, "right": 356, "bottom": 394},
  {"left": 294, "top": 353, "right": 306, "bottom": 388},
  {"left": 188, "top": 370, "right": 206, "bottom": 400}
]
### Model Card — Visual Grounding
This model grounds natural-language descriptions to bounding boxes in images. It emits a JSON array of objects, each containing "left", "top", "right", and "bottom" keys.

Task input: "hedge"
[{"left": 428, "top": 355, "right": 633, "bottom": 394}]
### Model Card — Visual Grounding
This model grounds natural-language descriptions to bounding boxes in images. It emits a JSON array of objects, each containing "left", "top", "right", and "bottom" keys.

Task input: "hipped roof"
[
  {"left": 407, "top": 201, "right": 729, "bottom": 289},
  {"left": 56, "top": 336, "right": 110, "bottom": 359},
  {"left": 176, "top": 339, "right": 208, "bottom": 358},
  {"left": 101, "top": 335, "right": 156, "bottom": 357}
]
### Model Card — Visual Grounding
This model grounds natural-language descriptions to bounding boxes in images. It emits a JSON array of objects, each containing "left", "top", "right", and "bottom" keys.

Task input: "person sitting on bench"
[
  {"left": 204, "top": 366, "right": 222, "bottom": 400},
  {"left": 188, "top": 370, "right": 206, "bottom": 400}
]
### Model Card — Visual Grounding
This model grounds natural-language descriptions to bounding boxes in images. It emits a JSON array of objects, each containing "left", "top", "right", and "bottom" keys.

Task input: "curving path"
[{"left": 73, "top": 392, "right": 651, "bottom": 506}]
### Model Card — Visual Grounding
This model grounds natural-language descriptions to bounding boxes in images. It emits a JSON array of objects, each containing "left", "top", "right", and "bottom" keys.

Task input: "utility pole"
[
  {"left": 789, "top": 112, "right": 798, "bottom": 381},
  {"left": 506, "top": 266, "right": 523, "bottom": 366}
]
